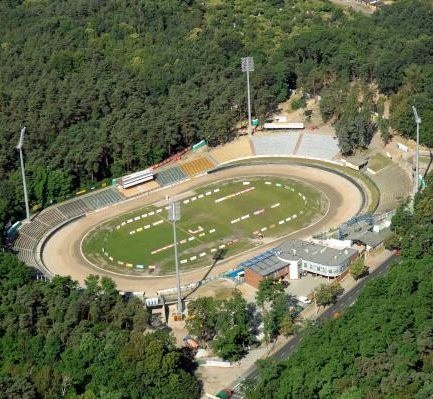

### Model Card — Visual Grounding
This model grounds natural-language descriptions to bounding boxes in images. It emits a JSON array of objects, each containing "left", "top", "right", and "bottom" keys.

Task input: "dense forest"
[
  {"left": 245, "top": 173, "right": 433, "bottom": 398},
  {"left": 0, "top": 256, "right": 199, "bottom": 398},
  {"left": 1, "top": 0, "right": 433, "bottom": 239}
]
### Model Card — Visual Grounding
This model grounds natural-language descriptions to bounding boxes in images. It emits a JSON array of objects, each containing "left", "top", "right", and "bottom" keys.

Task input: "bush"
[{"left": 291, "top": 96, "right": 307, "bottom": 110}]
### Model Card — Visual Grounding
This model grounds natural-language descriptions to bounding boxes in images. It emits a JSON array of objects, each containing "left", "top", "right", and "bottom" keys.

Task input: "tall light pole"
[
  {"left": 412, "top": 106, "right": 421, "bottom": 195},
  {"left": 168, "top": 201, "right": 183, "bottom": 314},
  {"left": 16, "top": 127, "right": 30, "bottom": 223},
  {"left": 241, "top": 56, "right": 254, "bottom": 137}
]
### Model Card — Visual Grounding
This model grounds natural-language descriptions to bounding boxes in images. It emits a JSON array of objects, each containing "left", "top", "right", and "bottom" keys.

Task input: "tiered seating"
[
  {"left": 252, "top": 134, "right": 300, "bottom": 156},
  {"left": 155, "top": 166, "right": 187, "bottom": 187},
  {"left": 37, "top": 208, "right": 67, "bottom": 227},
  {"left": 82, "top": 187, "right": 125, "bottom": 210},
  {"left": 371, "top": 164, "right": 411, "bottom": 212},
  {"left": 13, "top": 233, "right": 37, "bottom": 251},
  {"left": 19, "top": 219, "right": 49, "bottom": 241},
  {"left": 17, "top": 249, "right": 38, "bottom": 267},
  {"left": 180, "top": 156, "right": 215, "bottom": 176},
  {"left": 295, "top": 133, "right": 339, "bottom": 160},
  {"left": 57, "top": 199, "right": 91, "bottom": 219}
]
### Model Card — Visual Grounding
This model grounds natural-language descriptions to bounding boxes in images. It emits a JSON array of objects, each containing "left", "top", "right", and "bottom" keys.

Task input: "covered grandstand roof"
[{"left": 349, "top": 228, "right": 393, "bottom": 248}]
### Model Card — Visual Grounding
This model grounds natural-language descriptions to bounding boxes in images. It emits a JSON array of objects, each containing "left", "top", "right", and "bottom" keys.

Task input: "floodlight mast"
[
  {"left": 16, "top": 127, "right": 30, "bottom": 223},
  {"left": 412, "top": 106, "right": 421, "bottom": 195},
  {"left": 168, "top": 201, "right": 183, "bottom": 314},
  {"left": 241, "top": 57, "right": 254, "bottom": 137}
]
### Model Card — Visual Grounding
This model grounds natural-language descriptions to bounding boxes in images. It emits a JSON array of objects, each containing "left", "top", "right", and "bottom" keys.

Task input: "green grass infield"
[{"left": 82, "top": 177, "right": 327, "bottom": 275}]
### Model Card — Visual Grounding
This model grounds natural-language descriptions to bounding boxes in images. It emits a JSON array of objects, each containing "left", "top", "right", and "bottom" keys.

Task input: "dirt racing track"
[{"left": 41, "top": 162, "right": 365, "bottom": 295}]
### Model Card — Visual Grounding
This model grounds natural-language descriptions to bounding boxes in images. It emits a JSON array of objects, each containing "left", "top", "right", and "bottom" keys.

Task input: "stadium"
[{"left": 12, "top": 132, "right": 411, "bottom": 296}]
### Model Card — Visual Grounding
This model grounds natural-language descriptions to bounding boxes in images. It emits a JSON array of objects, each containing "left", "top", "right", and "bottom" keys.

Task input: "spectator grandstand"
[
  {"left": 36, "top": 208, "right": 67, "bottom": 227},
  {"left": 295, "top": 133, "right": 339, "bottom": 159},
  {"left": 155, "top": 166, "right": 188, "bottom": 186},
  {"left": 13, "top": 233, "right": 37, "bottom": 251},
  {"left": 252, "top": 134, "right": 300, "bottom": 156},
  {"left": 13, "top": 187, "right": 126, "bottom": 273},
  {"left": 57, "top": 198, "right": 91, "bottom": 219},
  {"left": 369, "top": 164, "right": 411, "bottom": 212},
  {"left": 16, "top": 249, "right": 38, "bottom": 268},
  {"left": 19, "top": 219, "right": 48, "bottom": 241},
  {"left": 251, "top": 133, "right": 339, "bottom": 160},
  {"left": 81, "top": 187, "right": 124, "bottom": 209},
  {"left": 180, "top": 156, "right": 215, "bottom": 177}
]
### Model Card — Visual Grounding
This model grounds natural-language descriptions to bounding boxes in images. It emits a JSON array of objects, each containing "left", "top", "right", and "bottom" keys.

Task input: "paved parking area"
[{"left": 285, "top": 274, "right": 329, "bottom": 298}]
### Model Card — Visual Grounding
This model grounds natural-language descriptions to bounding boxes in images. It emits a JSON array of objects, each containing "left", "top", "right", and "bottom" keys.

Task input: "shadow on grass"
[{"left": 182, "top": 248, "right": 227, "bottom": 300}]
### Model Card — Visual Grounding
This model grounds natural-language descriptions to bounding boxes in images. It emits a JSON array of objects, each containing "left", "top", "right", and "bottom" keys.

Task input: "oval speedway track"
[{"left": 43, "top": 164, "right": 363, "bottom": 295}]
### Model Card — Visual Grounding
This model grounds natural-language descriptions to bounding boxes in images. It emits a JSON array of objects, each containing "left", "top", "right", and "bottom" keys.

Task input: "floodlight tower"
[
  {"left": 16, "top": 127, "right": 30, "bottom": 223},
  {"left": 412, "top": 106, "right": 421, "bottom": 195},
  {"left": 241, "top": 56, "right": 254, "bottom": 137},
  {"left": 168, "top": 201, "right": 183, "bottom": 314}
]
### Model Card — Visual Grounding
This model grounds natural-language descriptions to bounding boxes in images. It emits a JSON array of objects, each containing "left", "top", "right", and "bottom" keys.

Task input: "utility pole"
[
  {"left": 16, "top": 127, "right": 30, "bottom": 223},
  {"left": 412, "top": 106, "right": 421, "bottom": 195},
  {"left": 241, "top": 57, "right": 254, "bottom": 137},
  {"left": 168, "top": 201, "right": 183, "bottom": 315}
]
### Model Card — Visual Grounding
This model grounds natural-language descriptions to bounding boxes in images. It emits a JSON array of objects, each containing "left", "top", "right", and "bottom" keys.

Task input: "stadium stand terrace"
[
  {"left": 251, "top": 132, "right": 339, "bottom": 160},
  {"left": 369, "top": 163, "right": 411, "bottom": 212},
  {"left": 16, "top": 249, "right": 38, "bottom": 268},
  {"left": 13, "top": 187, "right": 126, "bottom": 270},
  {"left": 252, "top": 133, "right": 300, "bottom": 156},
  {"left": 13, "top": 233, "right": 37, "bottom": 251},
  {"left": 36, "top": 208, "right": 67, "bottom": 227},
  {"left": 295, "top": 133, "right": 339, "bottom": 159},
  {"left": 155, "top": 166, "right": 188, "bottom": 186},
  {"left": 180, "top": 156, "right": 215, "bottom": 177},
  {"left": 19, "top": 219, "right": 48, "bottom": 241},
  {"left": 57, "top": 199, "right": 92, "bottom": 219},
  {"left": 81, "top": 187, "right": 124, "bottom": 209}
]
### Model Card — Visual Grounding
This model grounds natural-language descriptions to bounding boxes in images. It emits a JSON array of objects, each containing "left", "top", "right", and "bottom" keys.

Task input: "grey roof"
[
  {"left": 247, "top": 255, "right": 288, "bottom": 277},
  {"left": 247, "top": 239, "right": 358, "bottom": 276},
  {"left": 345, "top": 156, "right": 368, "bottom": 167},
  {"left": 277, "top": 239, "right": 357, "bottom": 266},
  {"left": 349, "top": 228, "right": 393, "bottom": 248}
]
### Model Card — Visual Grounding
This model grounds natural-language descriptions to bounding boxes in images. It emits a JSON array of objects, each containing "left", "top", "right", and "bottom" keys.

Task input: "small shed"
[{"left": 343, "top": 157, "right": 368, "bottom": 171}]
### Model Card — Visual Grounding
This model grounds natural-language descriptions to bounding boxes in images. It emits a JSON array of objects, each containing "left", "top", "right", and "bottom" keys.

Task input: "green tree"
[
  {"left": 256, "top": 280, "right": 295, "bottom": 341},
  {"left": 349, "top": 258, "right": 369, "bottom": 281},
  {"left": 334, "top": 86, "right": 375, "bottom": 154},
  {"left": 0, "top": 253, "right": 199, "bottom": 398},
  {"left": 314, "top": 281, "right": 344, "bottom": 307},
  {"left": 213, "top": 291, "right": 253, "bottom": 361},
  {"left": 185, "top": 297, "right": 219, "bottom": 343},
  {"left": 255, "top": 279, "right": 284, "bottom": 309}
]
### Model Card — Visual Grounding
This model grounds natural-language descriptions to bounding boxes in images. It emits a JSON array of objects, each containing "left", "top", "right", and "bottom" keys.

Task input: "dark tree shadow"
[
  {"left": 423, "top": 149, "right": 432, "bottom": 178},
  {"left": 182, "top": 248, "right": 227, "bottom": 300}
]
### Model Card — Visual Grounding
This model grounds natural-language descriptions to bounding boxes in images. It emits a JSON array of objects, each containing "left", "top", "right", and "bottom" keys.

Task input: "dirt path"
[{"left": 43, "top": 164, "right": 362, "bottom": 294}]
